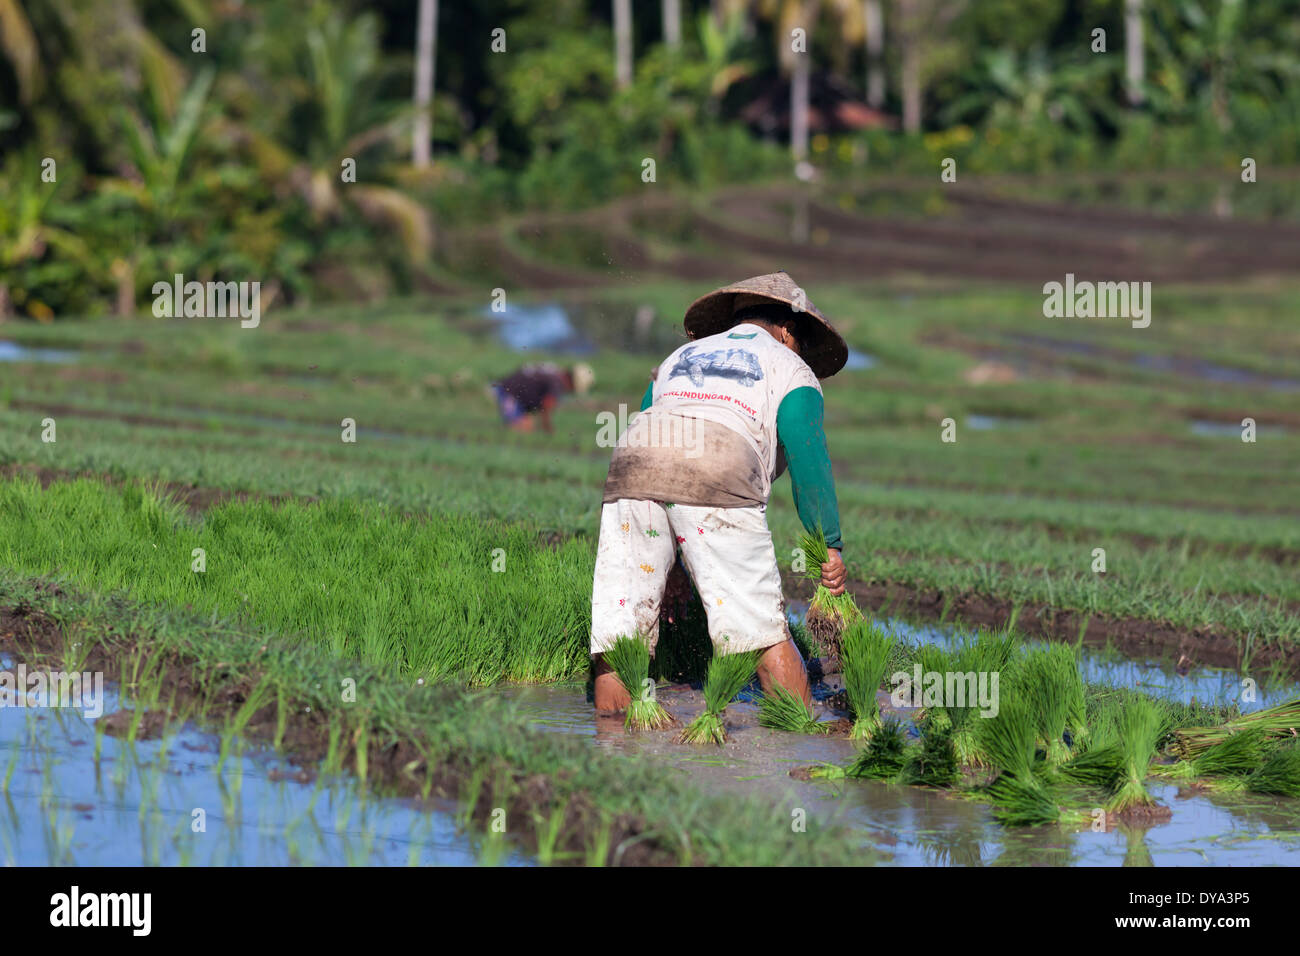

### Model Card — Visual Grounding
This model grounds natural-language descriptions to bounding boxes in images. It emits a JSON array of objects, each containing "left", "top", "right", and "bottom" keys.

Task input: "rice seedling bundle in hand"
[
  {"left": 605, "top": 635, "right": 674, "bottom": 731},
  {"left": 758, "top": 683, "right": 830, "bottom": 735},
  {"left": 798, "top": 528, "right": 861, "bottom": 654},
  {"left": 679, "top": 650, "right": 760, "bottom": 745},
  {"left": 840, "top": 619, "right": 895, "bottom": 739},
  {"left": 1171, "top": 698, "right": 1300, "bottom": 759},
  {"left": 978, "top": 697, "right": 1060, "bottom": 827},
  {"left": 1106, "top": 697, "right": 1168, "bottom": 816}
]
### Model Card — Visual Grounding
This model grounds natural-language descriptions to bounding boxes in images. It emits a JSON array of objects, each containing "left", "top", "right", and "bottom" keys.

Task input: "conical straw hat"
[{"left": 682, "top": 271, "right": 848, "bottom": 378}]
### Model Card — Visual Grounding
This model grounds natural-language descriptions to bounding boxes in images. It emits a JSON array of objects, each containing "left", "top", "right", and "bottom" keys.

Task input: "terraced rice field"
[{"left": 2, "top": 174, "right": 1298, "bottom": 865}]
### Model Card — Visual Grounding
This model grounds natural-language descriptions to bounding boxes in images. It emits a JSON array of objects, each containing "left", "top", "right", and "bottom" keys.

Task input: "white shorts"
[{"left": 590, "top": 498, "right": 789, "bottom": 657}]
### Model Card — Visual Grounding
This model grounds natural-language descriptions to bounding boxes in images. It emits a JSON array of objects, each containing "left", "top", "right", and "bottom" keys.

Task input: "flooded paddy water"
[
  {"left": 0, "top": 653, "right": 530, "bottom": 867},
  {"left": 500, "top": 613, "right": 1300, "bottom": 866}
]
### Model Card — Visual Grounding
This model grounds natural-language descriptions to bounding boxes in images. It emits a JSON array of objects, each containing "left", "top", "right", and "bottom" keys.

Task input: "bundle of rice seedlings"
[
  {"left": 798, "top": 527, "right": 862, "bottom": 651},
  {"left": 1245, "top": 743, "right": 1300, "bottom": 797},
  {"left": 948, "top": 628, "right": 1021, "bottom": 766},
  {"left": 903, "top": 719, "right": 960, "bottom": 788},
  {"left": 808, "top": 717, "right": 909, "bottom": 780},
  {"left": 840, "top": 619, "right": 895, "bottom": 739},
  {"left": 679, "top": 650, "right": 759, "bottom": 745},
  {"left": 758, "top": 683, "right": 830, "bottom": 735},
  {"left": 1010, "top": 643, "right": 1087, "bottom": 764},
  {"left": 848, "top": 716, "right": 910, "bottom": 779},
  {"left": 1166, "top": 726, "right": 1268, "bottom": 779},
  {"left": 1106, "top": 697, "right": 1167, "bottom": 816},
  {"left": 605, "top": 635, "right": 673, "bottom": 731},
  {"left": 1171, "top": 698, "right": 1300, "bottom": 759},
  {"left": 978, "top": 697, "right": 1059, "bottom": 826}
]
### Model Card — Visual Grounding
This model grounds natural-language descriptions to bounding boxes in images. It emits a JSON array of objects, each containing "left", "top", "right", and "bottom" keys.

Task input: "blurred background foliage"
[{"left": 1, "top": 0, "right": 1298, "bottom": 319}]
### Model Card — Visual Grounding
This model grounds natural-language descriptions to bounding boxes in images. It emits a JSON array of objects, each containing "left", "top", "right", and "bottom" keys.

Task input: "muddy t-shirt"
[{"left": 602, "top": 323, "right": 821, "bottom": 507}]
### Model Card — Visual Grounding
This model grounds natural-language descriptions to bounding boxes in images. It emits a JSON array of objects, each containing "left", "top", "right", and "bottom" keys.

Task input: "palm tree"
[
  {"left": 412, "top": 0, "right": 437, "bottom": 167},
  {"left": 1124, "top": 0, "right": 1144, "bottom": 106},
  {"left": 663, "top": 0, "right": 682, "bottom": 49},
  {"left": 0, "top": 0, "right": 39, "bottom": 104},
  {"left": 893, "top": 0, "right": 965, "bottom": 134},
  {"left": 864, "top": 0, "right": 885, "bottom": 107},
  {"left": 614, "top": 0, "right": 633, "bottom": 88}
]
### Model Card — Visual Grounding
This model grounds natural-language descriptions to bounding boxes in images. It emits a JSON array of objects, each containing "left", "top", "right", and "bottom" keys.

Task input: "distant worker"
[
  {"left": 590, "top": 271, "right": 848, "bottom": 711},
  {"left": 492, "top": 362, "right": 594, "bottom": 433}
]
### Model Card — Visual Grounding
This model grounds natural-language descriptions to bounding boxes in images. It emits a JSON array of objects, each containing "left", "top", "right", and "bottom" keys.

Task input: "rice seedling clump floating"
[
  {"left": 605, "top": 635, "right": 674, "bottom": 731},
  {"left": 679, "top": 650, "right": 760, "bottom": 745}
]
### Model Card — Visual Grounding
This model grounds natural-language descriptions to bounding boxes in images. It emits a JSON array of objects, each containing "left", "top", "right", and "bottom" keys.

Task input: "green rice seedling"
[
  {"left": 1164, "top": 726, "right": 1268, "bottom": 780},
  {"left": 799, "top": 527, "right": 862, "bottom": 650},
  {"left": 903, "top": 719, "right": 960, "bottom": 788},
  {"left": 849, "top": 716, "right": 910, "bottom": 779},
  {"left": 758, "top": 684, "right": 829, "bottom": 735},
  {"left": 977, "top": 697, "right": 1060, "bottom": 826},
  {"left": 809, "top": 718, "right": 911, "bottom": 781},
  {"left": 1010, "top": 643, "right": 1087, "bottom": 764},
  {"left": 840, "top": 619, "right": 895, "bottom": 739},
  {"left": 1245, "top": 744, "right": 1300, "bottom": 797},
  {"left": 679, "top": 651, "right": 759, "bottom": 745},
  {"left": 1171, "top": 698, "right": 1300, "bottom": 758},
  {"left": 605, "top": 635, "right": 674, "bottom": 731},
  {"left": 1106, "top": 697, "right": 1167, "bottom": 816}
]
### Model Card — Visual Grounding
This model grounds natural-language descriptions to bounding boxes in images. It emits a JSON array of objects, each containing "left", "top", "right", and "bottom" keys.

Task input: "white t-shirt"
[{"left": 650, "top": 323, "right": 822, "bottom": 500}]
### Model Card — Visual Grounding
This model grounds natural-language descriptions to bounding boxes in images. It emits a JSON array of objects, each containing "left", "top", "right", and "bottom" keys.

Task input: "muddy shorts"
[{"left": 590, "top": 498, "right": 788, "bottom": 657}]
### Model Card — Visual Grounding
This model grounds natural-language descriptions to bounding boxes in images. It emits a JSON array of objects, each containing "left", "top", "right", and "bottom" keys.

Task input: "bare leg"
[
  {"left": 593, "top": 653, "right": 631, "bottom": 712},
  {"left": 756, "top": 639, "right": 812, "bottom": 706}
]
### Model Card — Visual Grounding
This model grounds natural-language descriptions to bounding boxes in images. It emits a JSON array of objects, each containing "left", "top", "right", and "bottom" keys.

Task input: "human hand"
[{"left": 821, "top": 548, "right": 846, "bottom": 596}]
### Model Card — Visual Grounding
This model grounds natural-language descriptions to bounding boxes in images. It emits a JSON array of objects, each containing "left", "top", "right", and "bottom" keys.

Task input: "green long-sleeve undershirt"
[
  {"left": 639, "top": 382, "right": 842, "bottom": 551},
  {"left": 776, "top": 386, "right": 842, "bottom": 552}
]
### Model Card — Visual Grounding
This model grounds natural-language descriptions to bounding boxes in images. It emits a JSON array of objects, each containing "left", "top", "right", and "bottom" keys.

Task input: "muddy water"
[
  {"left": 0, "top": 655, "right": 530, "bottom": 866},
  {"left": 498, "top": 615, "right": 1300, "bottom": 866}
]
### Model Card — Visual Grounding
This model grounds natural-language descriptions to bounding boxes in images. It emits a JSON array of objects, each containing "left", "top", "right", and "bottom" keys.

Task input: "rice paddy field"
[{"left": 2, "top": 175, "right": 1299, "bottom": 866}]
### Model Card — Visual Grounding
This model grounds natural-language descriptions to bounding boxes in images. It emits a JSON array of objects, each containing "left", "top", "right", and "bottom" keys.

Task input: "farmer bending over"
[
  {"left": 492, "top": 362, "right": 594, "bottom": 433},
  {"left": 591, "top": 272, "right": 848, "bottom": 710}
]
